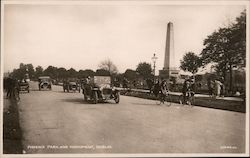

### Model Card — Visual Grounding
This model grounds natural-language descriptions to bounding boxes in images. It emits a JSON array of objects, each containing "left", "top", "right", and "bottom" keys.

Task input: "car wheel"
[{"left": 114, "top": 92, "right": 120, "bottom": 103}]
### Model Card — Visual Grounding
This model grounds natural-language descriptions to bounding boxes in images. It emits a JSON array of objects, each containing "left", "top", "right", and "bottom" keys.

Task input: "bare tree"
[{"left": 98, "top": 59, "right": 118, "bottom": 75}]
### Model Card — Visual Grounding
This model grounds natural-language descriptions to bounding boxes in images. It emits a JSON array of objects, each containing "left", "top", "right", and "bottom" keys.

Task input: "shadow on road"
[
  {"left": 131, "top": 102, "right": 183, "bottom": 108},
  {"left": 61, "top": 98, "right": 87, "bottom": 104},
  {"left": 61, "top": 98, "right": 117, "bottom": 105},
  {"left": 55, "top": 91, "right": 81, "bottom": 94},
  {"left": 30, "top": 89, "right": 51, "bottom": 91},
  {"left": 131, "top": 102, "right": 158, "bottom": 106}
]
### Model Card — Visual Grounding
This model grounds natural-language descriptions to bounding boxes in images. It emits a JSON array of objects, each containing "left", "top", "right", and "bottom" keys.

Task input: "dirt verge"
[{"left": 3, "top": 98, "right": 23, "bottom": 154}]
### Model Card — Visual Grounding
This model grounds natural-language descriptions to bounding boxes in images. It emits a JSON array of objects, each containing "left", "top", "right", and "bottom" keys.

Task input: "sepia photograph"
[{"left": 1, "top": 0, "right": 249, "bottom": 157}]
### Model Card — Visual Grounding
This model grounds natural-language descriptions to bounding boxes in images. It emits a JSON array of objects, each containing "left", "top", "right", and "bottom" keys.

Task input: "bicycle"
[
  {"left": 179, "top": 90, "right": 195, "bottom": 107},
  {"left": 158, "top": 90, "right": 172, "bottom": 106}
]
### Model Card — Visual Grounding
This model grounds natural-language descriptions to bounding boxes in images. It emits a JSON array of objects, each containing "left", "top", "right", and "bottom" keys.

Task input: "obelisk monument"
[{"left": 159, "top": 22, "right": 179, "bottom": 79}]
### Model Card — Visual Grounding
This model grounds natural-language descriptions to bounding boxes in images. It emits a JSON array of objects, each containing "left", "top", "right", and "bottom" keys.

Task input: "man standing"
[{"left": 214, "top": 79, "right": 223, "bottom": 98}]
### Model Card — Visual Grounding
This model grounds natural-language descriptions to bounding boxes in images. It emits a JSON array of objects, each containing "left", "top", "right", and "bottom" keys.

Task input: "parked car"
[
  {"left": 63, "top": 81, "right": 80, "bottom": 93},
  {"left": 82, "top": 76, "right": 120, "bottom": 104},
  {"left": 19, "top": 80, "right": 29, "bottom": 93},
  {"left": 38, "top": 76, "right": 52, "bottom": 90}
]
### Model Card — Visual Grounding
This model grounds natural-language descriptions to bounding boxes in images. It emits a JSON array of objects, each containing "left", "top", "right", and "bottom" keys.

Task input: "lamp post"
[{"left": 151, "top": 53, "right": 158, "bottom": 82}]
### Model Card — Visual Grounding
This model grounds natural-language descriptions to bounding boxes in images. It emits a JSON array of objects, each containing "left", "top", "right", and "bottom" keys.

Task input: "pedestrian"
[
  {"left": 181, "top": 79, "right": 189, "bottom": 104},
  {"left": 6, "top": 77, "right": 13, "bottom": 98},
  {"left": 153, "top": 80, "right": 160, "bottom": 97},
  {"left": 160, "top": 80, "right": 169, "bottom": 103},
  {"left": 214, "top": 79, "right": 222, "bottom": 98},
  {"left": 13, "top": 79, "right": 20, "bottom": 100}
]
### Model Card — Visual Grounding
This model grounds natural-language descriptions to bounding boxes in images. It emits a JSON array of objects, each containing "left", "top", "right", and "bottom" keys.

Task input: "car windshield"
[
  {"left": 39, "top": 77, "right": 51, "bottom": 82},
  {"left": 41, "top": 79, "right": 50, "bottom": 82}
]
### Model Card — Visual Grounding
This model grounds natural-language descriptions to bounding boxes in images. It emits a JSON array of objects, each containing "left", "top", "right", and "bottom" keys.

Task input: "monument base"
[{"left": 159, "top": 69, "right": 179, "bottom": 80}]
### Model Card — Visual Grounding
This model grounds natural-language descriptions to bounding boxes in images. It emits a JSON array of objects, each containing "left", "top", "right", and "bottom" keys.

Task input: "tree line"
[{"left": 9, "top": 59, "right": 154, "bottom": 83}]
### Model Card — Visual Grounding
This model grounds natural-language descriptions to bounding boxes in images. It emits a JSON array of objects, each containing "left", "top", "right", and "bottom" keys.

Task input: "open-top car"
[
  {"left": 19, "top": 80, "right": 29, "bottom": 93},
  {"left": 63, "top": 81, "right": 80, "bottom": 93},
  {"left": 82, "top": 76, "right": 120, "bottom": 104},
  {"left": 38, "top": 76, "right": 52, "bottom": 90}
]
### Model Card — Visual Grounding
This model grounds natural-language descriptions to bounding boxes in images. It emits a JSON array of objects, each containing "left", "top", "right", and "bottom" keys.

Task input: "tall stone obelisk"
[{"left": 159, "top": 22, "right": 179, "bottom": 79}]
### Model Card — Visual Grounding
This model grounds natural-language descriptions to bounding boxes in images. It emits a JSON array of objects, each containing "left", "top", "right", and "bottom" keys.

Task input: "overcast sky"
[{"left": 3, "top": 2, "right": 246, "bottom": 74}]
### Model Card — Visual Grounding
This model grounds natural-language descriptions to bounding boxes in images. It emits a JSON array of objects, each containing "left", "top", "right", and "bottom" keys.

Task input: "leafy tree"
[
  {"left": 136, "top": 62, "right": 153, "bottom": 79},
  {"left": 78, "top": 69, "right": 95, "bottom": 78},
  {"left": 200, "top": 10, "right": 246, "bottom": 91},
  {"left": 11, "top": 63, "right": 35, "bottom": 80},
  {"left": 11, "top": 68, "right": 24, "bottom": 80},
  {"left": 26, "top": 64, "right": 35, "bottom": 79},
  {"left": 180, "top": 52, "right": 202, "bottom": 74},
  {"left": 57, "top": 67, "right": 67, "bottom": 79},
  {"left": 98, "top": 59, "right": 118, "bottom": 75},
  {"left": 35, "top": 66, "right": 44, "bottom": 78},
  {"left": 96, "top": 69, "right": 110, "bottom": 76},
  {"left": 43, "top": 66, "right": 58, "bottom": 79},
  {"left": 67, "top": 68, "right": 77, "bottom": 78},
  {"left": 124, "top": 69, "right": 138, "bottom": 81}
]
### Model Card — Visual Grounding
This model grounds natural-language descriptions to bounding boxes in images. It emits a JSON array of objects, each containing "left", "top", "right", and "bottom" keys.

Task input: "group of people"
[
  {"left": 151, "top": 77, "right": 196, "bottom": 105},
  {"left": 207, "top": 78, "right": 224, "bottom": 98},
  {"left": 3, "top": 77, "right": 20, "bottom": 100}
]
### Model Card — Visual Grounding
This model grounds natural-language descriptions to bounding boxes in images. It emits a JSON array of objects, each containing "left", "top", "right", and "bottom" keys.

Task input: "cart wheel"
[
  {"left": 114, "top": 92, "right": 120, "bottom": 103},
  {"left": 93, "top": 91, "right": 98, "bottom": 104}
]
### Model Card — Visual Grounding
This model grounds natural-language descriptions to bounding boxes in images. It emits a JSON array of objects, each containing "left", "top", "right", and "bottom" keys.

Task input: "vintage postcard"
[{"left": 1, "top": 0, "right": 249, "bottom": 157}]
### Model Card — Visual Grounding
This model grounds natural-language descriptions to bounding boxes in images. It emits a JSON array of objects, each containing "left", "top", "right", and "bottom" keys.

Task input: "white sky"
[{"left": 3, "top": 3, "right": 246, "bottom": 74}]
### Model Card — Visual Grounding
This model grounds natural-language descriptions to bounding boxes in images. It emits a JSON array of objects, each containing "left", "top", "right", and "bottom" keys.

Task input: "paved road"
[{"left": 18, "top": 81, "right": 245, "bottom": 154}]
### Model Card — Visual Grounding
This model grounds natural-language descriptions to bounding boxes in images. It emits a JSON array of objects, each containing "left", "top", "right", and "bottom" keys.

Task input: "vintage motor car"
[
  {"left": 38, "top": 76, "right": 52, "bottom": 90},
  {"left": 19, "top": 80, "right": 29, "bottom": 93},
  {"left": 63, "top": 81, "right": 80, "bottom": 93},
  {"left": 82, "top": 76, "right": 120, "bottom": 104}
]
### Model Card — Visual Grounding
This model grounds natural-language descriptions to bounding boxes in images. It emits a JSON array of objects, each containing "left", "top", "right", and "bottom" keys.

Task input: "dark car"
[
  {"left": 82, "top": 76, "right": 120, "bottom": 104},
  {"left": 19, "top": 80, "right": 29, "bottom": 93},
  {"left": 63, "top": 81, "right": 80, "bottom": 93},
  {"left": 38, "top": 76, "right": 52, "bottom": 90}
]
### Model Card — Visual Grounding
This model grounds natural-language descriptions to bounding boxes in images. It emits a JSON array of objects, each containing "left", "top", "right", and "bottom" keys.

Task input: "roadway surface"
[{"left": 18, "top": 81, "right": 245, "bottom": 154}]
